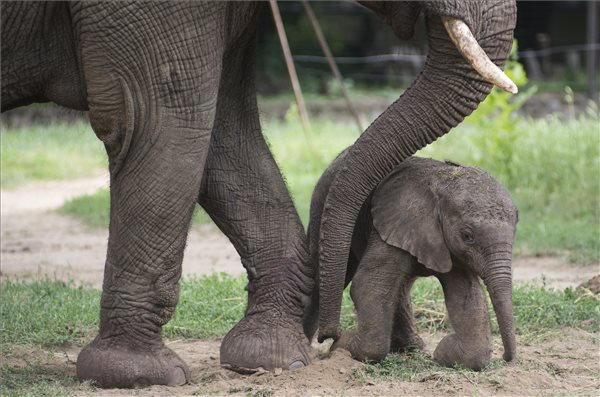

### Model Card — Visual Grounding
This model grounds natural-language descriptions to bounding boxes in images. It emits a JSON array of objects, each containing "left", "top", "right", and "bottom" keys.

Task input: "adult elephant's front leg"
[
  {"left": 76, "top": 109, "right": 214, "bottom": 387},
  {"left": 72, "top": 2, "right": 224, "bottom": 387},
  {"left": 199, "top": 41, "right": 313, "bottom": 373}
]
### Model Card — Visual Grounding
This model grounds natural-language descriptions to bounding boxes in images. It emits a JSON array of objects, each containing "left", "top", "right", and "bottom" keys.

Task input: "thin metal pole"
[
  {"left": 587, "top": 1, "right": 599, "bottom": 102},
  {"left": 269, "top": 0, "right": 312, "bottom": 134},
  {"left": 302, "top": 0, "right": 364, "bottom": 133}
]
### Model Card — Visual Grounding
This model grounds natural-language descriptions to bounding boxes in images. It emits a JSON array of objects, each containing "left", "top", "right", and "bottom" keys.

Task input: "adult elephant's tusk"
[{"left": 442, "top": 17, "right": 518, "bottom": 94}]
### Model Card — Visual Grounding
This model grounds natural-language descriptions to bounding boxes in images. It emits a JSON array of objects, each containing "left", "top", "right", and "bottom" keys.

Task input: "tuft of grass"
[
  {"left": 164, "top": 274, "right": 248, "bottom": 338},
  {"left": 351, "top": 352, "right": 509, "bottom": 384},
  {"left": 512, "top": 283, "right": 600, "bottom": 334},
  {"left": 0, "top": 280, "right": 100, "bottom": 347},
  {"left": 0, "top": 122, "right": 106, "bottom": 188}
]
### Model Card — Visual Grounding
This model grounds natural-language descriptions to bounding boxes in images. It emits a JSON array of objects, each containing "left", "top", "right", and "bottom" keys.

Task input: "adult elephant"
[{"left": 1, "top": 0, "right": 516, "bottom": 388}]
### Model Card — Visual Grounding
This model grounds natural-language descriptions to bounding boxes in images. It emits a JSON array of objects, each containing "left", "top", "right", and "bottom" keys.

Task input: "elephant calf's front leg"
[{"left": 434, "top": 268, "right": 493, "bottom": 371}]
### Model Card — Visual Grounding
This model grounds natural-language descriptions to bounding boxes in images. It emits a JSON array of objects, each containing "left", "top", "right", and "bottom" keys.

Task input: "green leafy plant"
[{"left": 465, "top": 41, "right": 537, "bottom": 189}]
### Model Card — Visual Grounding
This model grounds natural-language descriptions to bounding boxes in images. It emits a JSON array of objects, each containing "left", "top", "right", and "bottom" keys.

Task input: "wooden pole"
[
  {"left": 587, "top": 1, "right": 598, "bottom": 102},
  {"left": 269, "top": 0, "right": 312, "bottom": 135},
  {"left": 302, "top": 0, "right": 364, "bottom": 133}
]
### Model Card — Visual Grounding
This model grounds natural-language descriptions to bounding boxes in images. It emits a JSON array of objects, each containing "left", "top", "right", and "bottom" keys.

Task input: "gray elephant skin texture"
[
  {"left": 308, "top": 155, "right": 518, "bottom": 371},
  {"left": 1, "top": 1, "right": 516, "bottom": 388}
]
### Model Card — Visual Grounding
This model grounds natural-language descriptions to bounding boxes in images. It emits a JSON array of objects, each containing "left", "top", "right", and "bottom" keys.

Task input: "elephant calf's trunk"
[{"left": 484, "top": 265, "right": 516, "bottom": 362}]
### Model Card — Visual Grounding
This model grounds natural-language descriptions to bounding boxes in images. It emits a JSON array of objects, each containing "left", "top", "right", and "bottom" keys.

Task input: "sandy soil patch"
[{"left": 1, "top": 176, "right": 243, "bottom": 286}]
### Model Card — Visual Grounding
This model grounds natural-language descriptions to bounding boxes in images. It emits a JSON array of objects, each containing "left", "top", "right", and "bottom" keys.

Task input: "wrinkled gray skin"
[
  {"left": 308, "top": 154, "right": 518, "bottom": 370},
  {"left": 1, "top": 0, "right": 515, "bottom": 388}
]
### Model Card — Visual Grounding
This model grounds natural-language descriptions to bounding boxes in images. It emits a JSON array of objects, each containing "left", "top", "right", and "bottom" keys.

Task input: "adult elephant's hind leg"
[{"left": 199, "top": 40, "right": 313, "bottom": 373}]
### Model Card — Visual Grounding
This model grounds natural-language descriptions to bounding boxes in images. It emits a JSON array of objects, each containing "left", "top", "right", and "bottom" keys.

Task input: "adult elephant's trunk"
[
  {"left": 483, "top": 252, "right": 517, "bottom": 362},
  {"left": 318, "top": 1, "right": 517, "bottom": 342}
]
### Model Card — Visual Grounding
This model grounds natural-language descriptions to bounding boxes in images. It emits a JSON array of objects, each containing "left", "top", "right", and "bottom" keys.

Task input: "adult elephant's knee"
[{"left": 87, "top": 76, "right": 135, "bottom": 174}]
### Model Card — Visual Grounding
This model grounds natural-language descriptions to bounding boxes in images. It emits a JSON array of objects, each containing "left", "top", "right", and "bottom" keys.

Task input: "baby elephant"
[{"left": 308, "top": 154, "right": 518, "bottom": 371}]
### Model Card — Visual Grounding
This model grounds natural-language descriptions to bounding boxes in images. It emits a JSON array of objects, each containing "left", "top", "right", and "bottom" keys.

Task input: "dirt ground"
[
  {"left": 4, "top": 329, "right": 599, "bottom": 396},
  {"left": 1, "top": 176, "right": 599, "bottom": 396}
]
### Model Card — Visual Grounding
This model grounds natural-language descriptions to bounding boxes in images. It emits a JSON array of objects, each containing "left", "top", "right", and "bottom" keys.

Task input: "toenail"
[
  {"left": 289, "top": 360, "right": 305, "bottom": 370},
  {"left": 167, "top": 366, "right": 187, "bottom": 386}
]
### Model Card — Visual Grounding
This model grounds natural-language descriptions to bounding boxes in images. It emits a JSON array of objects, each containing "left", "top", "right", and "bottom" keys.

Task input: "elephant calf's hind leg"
[
  {"left": 333, "top": 240, "right": 402, "bottom": 362},
  {"left": 390, "top": 277, "right": 426, "bottom": 353}
]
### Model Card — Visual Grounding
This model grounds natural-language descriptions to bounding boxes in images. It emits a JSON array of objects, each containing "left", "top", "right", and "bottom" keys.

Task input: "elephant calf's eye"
[{"left": 461, "top": 229, "right": 474, "bottom": 244}]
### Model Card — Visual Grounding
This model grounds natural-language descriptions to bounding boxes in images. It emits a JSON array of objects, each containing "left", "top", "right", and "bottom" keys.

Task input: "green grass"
[
  {"left": 1, "top": 277, "right": 597, "bottom": 350},
  {"left": 0, "top": 361, "right": 92, "bottom": 397},
  {"left": 165, "top": 274, "right": 248, "bottom": 338},
  {"left": 0, "top": 122, "right": 106, "bottom": 188},
  {"left": 58, "top": 188, "right": 111, "bottom": 229},
  {"left": 0, "top": 280, "right": 100, "bottom": 347}
]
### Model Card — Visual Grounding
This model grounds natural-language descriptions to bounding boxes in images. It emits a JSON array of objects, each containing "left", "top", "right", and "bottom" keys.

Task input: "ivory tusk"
[{"left": 442, "top": 16, "right": 518, "bottom": 94}]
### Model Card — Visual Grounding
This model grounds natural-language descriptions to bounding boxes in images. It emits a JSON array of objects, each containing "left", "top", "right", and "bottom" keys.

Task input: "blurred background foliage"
[{"left": 256, "top": 2, "right": 597, "bottom": 96}]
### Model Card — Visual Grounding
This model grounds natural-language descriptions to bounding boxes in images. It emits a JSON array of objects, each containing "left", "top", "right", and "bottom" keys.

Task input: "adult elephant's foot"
[
  {"left": 77, "top": 336, "right": 190, "bottom": 388},
  {"left": 220, "top": 313, "right": 312, "bottom": 373}
]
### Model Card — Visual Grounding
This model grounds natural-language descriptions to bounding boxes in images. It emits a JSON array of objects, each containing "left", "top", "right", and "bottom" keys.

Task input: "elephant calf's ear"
[{"left": 371, "top": 160, "right": 452, "bottom": 273}]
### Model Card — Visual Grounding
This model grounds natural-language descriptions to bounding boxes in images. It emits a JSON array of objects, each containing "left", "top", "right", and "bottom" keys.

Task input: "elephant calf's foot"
[
  {"left": 330, "top": 329, "right": 356, "bottom": 353},
  {"left": 390, "top": 334, "right": 426, "bottom": 353},
  {"left": 77, "top": 336, "right": 190, "bottom": 388},
  {"left": 433, "top": 333, "right": 492, "bottom": 371},
  {"left": 220, "top": 314, "right": 312, "bottom": 373},
  {"left": 332, "top": 330, "right": 388, "bottom": 363}
]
